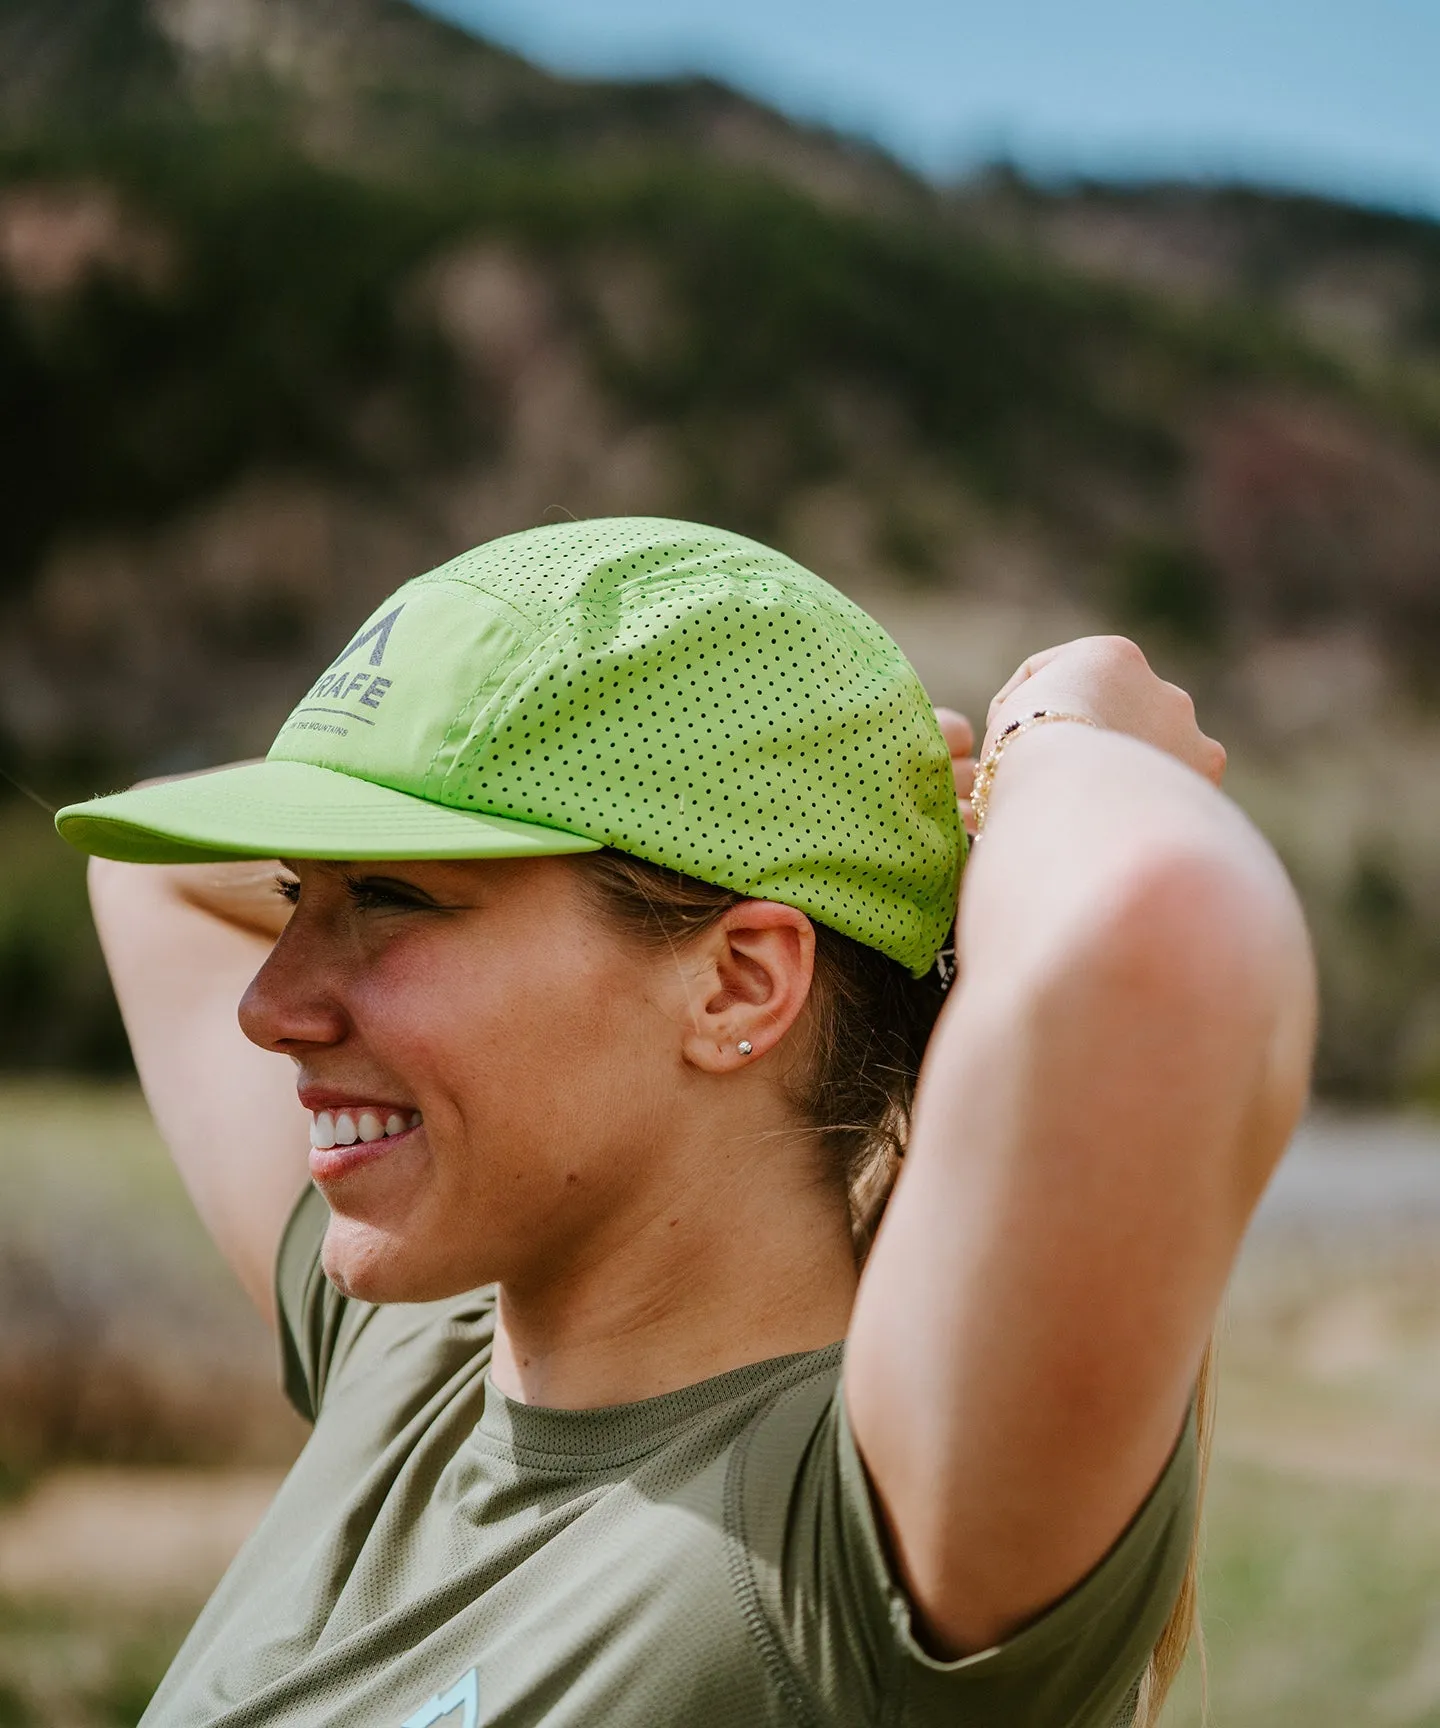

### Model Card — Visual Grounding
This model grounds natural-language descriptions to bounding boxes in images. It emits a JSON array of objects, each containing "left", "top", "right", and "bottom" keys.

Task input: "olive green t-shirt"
[{"left": 141, "top": 1188, "right": 1197, "bottom": 1728}]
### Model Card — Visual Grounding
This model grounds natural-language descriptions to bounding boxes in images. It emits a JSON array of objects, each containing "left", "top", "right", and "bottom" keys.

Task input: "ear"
[{"left": 679, "top": 901, "right": 816, "bottom": 1074}]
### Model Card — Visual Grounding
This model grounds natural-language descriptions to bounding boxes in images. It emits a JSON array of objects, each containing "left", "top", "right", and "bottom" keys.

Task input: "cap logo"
[
  {"left": 327, "top": 604, "right": 404, "bottom": 671},
  {"left": 290, "top": 604, "right": 406, "bottom": 733}
]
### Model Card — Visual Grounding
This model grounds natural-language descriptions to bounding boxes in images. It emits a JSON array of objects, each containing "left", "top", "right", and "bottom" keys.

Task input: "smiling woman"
[{"left": 60, "top": 518, "right": 1313, "bottom": 1728}]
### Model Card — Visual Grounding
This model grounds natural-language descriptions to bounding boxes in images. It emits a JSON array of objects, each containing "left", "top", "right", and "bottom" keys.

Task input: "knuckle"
[{"left": 1101, "top": 634, "right": 1147, "bottom": 668}]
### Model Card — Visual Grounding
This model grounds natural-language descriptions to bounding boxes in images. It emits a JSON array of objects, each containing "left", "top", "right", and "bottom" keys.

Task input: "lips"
[{"left": 304, "top": 1103, "right": 424, "bottom": 1182}]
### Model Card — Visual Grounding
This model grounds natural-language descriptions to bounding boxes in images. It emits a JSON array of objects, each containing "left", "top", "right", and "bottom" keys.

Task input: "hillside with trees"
[{"left": 2, "top": 0, "right": 1439, "bottom": 1099}]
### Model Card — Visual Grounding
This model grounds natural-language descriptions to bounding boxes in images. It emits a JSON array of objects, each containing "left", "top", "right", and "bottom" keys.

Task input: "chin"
[
  {"left": 320, "top": 1213, "right": 493, "bottom": 1304},
  {"left": 322, "top": 1216, "right": 426, "bottom": 1303}
]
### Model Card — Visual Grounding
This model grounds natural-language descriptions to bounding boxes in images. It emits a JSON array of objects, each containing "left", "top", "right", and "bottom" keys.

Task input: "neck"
[{"left": 487, "top": 1130, "right": 859, "bottom": 1410}]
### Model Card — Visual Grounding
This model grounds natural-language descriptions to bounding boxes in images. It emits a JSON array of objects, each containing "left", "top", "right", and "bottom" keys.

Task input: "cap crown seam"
[{"left": 414, "top": 578, "right": 547, "bottom": 800}]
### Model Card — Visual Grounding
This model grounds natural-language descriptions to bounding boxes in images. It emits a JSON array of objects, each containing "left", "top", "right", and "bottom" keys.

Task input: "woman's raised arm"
[
  {"left": 89, "top": 852, "right": 310, "bottom": 1323},
  {"left": 846, "top": 636, "right": 1317, "bottom": 1657}
]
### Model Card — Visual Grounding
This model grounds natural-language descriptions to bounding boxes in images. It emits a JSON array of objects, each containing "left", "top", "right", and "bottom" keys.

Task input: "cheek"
[
  {"left": 320, "top": 930, "right": 673, "bottom": 1295},
  {"left": 350, "top": 938, "right": 646, "bottom": 1167}
]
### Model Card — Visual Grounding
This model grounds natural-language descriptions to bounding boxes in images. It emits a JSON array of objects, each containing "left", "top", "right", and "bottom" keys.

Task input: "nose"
[{"left": 238, "top": 912, "right": 349, "bottom": 1054}]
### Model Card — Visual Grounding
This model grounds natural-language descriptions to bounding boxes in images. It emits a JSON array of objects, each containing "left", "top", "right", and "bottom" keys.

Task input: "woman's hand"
[
  {"left": 933, "top": 708, "right": 978, "bottom": 837},
  {"left": 936, "top": 637, "right": 1221, "bottom": 840},
  {"left": 983, "top": 636, "right": 1226, "bottom": 786}
]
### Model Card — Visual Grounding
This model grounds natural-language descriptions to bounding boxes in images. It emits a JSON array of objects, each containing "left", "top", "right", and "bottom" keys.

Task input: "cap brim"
[{"left": 55, "top": 759, "right": 604, "bottom": 866}]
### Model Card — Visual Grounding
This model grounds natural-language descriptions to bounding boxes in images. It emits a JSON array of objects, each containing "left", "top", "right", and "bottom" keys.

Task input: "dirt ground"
[{"left": 0, "top": 1469, "right": 283, "bottom": 1610}]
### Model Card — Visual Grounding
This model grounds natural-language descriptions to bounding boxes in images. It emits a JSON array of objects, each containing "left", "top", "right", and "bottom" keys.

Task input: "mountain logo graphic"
[
  {"left": 327, "top": 604, "right": 404, "bottom": 671},
  {"left": 400, "top": 1666, "right": 479, "bottom": 1728},
  {"left": 292, "top": 602, "right": 405, "bottom": 729}
]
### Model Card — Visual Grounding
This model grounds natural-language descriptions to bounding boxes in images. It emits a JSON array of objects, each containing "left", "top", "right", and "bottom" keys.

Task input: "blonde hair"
[
  {"left": 1134, "top": 1334, "right": 1217, "bottom": 1726},
  {"left": 583, "top": 849, "right": 1212, "bottom": 1715}
]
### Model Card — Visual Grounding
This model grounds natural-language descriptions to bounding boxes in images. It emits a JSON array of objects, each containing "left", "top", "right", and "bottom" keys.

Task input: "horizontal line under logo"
[{"left": 293, "top": 705, "right": 377, "bottom": 726}]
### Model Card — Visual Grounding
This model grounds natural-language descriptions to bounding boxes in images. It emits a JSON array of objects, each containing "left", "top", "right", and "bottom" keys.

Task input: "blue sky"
[{"left": 417, "top": 0, "right": 1440, "bottom": 218}]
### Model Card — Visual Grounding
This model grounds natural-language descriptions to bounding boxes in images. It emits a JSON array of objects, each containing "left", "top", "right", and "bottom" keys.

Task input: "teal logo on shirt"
[{"left": 401, "top": 1666, "right": 479, "bottom": 1728}]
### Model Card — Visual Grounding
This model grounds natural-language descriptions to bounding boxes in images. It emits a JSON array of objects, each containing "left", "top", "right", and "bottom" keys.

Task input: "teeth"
[{"left": 310, "top": 1107, "right": 422, "bottom": 1147}]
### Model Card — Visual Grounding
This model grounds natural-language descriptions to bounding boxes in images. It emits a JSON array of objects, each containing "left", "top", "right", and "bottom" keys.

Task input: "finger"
[
  {"left": 1161, "top": 680, "right": 1199, "bottom": 725},
  {"left": 988, "top": 659, "right": 1035, "bottom": 721},
  {"left": 987, "top": 643, "right": 1070, "bottom": 719},
  {"left": 1159, "top": 681, "right": 1225, "bottom": 785},
  {"left": 934, "top": 708, "right": 974, "bottom": 758}
]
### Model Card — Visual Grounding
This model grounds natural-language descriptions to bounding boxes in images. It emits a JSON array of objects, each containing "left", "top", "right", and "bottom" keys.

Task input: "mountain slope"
[
  {"left": 1, "top": 0, "right": 1438, "bottom": 765},
  {"left": 0, "top": 0, "right": 1438, "bottom": 1099},
  {"left": 954, "top": 172, "right": 1440, "bottom": 372},
  {"left": 0, "top": 0, "right": 920, "bottom": 212}
]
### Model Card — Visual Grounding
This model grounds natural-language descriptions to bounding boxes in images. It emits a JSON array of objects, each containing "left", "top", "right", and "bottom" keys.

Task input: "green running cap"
[{"left": 56, "top": 518, "right": 964, "bottom": 974}]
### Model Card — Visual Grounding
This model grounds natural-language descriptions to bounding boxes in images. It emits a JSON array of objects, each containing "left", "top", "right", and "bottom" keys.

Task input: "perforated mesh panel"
[{"left": 405, "top": 520, "right": 963, "bottom": 975}]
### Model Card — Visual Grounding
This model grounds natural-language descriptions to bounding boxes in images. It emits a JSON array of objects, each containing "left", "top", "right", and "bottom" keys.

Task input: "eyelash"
[
  {"left": 346, "top": 881, "right": 429, "bottom": 912},
  {"left": 271, "top": 876, "right": 434, "bottom": 912}
]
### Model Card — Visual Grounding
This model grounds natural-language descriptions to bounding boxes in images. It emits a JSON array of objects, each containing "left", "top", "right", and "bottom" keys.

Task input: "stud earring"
[{"left": 737, "top": 1040, "right": 753, "bottom": 1056}]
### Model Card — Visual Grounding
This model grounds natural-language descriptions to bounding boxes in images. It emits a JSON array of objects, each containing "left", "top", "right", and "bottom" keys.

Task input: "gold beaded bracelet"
[{"left": 969, "top": 710, "right": 1100, "bottom": 836}]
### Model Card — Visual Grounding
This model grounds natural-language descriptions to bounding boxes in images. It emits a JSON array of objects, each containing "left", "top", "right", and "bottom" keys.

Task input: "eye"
[
  {"left": 274, "top": 876, "right": 300, "bottom": 905},
  {"left": 343, "top": 875, "right": 439, "bottom": 913}
]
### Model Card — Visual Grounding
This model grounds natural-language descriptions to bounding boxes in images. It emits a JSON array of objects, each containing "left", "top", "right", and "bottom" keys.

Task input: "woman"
[{"left": 60, "top": 517, "right": 1314, "bottom": 1728}]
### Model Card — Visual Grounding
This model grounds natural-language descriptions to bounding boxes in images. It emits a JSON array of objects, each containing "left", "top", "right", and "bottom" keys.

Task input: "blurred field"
[
  {"left": 1164, "top": 1116, "right": 1440, "bottom": 1727},
  {"left": 2, "top": 1084, "right": 1440, "bottom": 1725},
  {"left": 0, "top": 1081, "right": 303, "bottom": 1479}
]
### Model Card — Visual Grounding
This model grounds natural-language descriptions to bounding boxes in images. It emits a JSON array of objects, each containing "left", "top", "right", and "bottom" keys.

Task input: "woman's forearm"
[
  {"left": 88, "top": 852, "right": 306, "bottom": 1322},
  {"left": 89, "top": 855, "right": 293, "bottom": 938}
]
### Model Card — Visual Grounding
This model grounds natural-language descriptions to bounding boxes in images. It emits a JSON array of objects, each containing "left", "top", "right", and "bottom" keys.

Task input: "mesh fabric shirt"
[{"left": 140, "top": 1188, "right": 1197, "bottom": 1728}]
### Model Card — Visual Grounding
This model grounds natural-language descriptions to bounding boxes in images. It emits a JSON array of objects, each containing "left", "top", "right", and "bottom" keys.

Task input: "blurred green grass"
[
  {"left": 1, "top": 1076, "right": 197, "bottom": 1224},
  {"left": 0, "top": 1597, "right": 193, "bottom": 1728},
  {"left": 0, "top": 1080, "right": 302, "bottom": 1482},
  {"left": 1165, "top": 1457, "right": 1440, "bottom": 1726}
]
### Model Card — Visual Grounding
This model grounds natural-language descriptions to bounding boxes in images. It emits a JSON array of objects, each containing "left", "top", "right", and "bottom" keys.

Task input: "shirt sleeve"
[{"left": 731, "top": 1372, "right": 1198, "bottom": 1728}]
